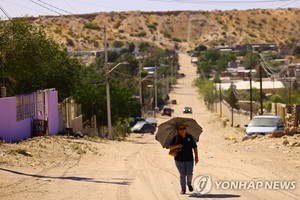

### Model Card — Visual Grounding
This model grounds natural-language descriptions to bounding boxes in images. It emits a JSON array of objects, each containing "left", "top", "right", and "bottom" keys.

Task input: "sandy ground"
[{"left": 1, "top": 53, "right": 300, "bottom": 200}]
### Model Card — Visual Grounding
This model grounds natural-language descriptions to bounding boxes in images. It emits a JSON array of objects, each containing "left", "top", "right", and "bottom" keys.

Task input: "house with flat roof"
[{"left": 215, "top": 80, "right": 285, "bottom": 94}]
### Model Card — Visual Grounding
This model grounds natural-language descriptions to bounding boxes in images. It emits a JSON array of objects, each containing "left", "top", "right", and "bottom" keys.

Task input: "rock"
[
  {"left": 282, "top": 139, "right": 289, "bottom": 146},
  {"left": 286, "top": 127, "right": 296, "bottom": 136},
  {"left": 251, "top": 134, "right": 258, "bottom": 140},
  {"left": 271, "top": 131, "right": 285, "bottom": 138},
  {"left": 16, "top": 149, "right": 33, "bottom": 157},
  {"left": 291, "top": 142, "right": 300, "bottom": 147}
]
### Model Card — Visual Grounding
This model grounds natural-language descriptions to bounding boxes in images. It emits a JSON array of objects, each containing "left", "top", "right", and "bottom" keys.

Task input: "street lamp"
[
  {"left": 106, "top": 61, "right": 129, "bottom": 139},
  {"left": 139, "top": 75, "right": 153, "bottom": 113}
]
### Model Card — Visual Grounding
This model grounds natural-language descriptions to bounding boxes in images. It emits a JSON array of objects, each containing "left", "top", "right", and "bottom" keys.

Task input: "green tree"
[
  {"left": 127, "top": 42, "right": 135, "bottom": 53},
  {"left": 195, "top": 45, "right": 207, "bottom": 52},
  {"left": 112, "top": 40, "right": 124, "bottom": 48},
  {"left": 0, "top": 19, "right": 81, "bottom": 100},
  {"left": 217, "top": 52, "right": 236, "bottom": 72},
  {"left": 294, "top": 46, "right": 300, "bottom": 55},
  {"left": 226, "top": 83, "right": 239, "bottom": 109},
  {"left": 73, "top": 66, "right": 141, "bottom": 127},
  {"left": 197, "top": 60, "right": 213, "bottom": 78},
  {"left": 194, "top": 78, "right": 216, "bottom": 109},
  {"left": 244, "top": 52, "right": 259, "bottom": 70}
]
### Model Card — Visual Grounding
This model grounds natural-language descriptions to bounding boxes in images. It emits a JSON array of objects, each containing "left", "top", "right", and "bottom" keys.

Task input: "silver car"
[
  {"left": 131, "top": 121, "right": 156, "bottom": 134},
  {"left": 245, "top": 115, "right": 284, "bottom": 137}
]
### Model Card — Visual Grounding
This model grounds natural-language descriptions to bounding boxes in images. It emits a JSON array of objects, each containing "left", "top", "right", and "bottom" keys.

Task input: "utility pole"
[
  {"left": 104, "top": 26, "right": 112, "bottom": 139},
  {"left": 289, "top": 69, "right": 292, "bottom": 105},
  {"left": 155, "top": 62, "right": 158, "bottom": 109},
  {"left": 219, "top": 83, "right": 222, "bottom": 117},
  {"left": 249, "top": 68, "right": 253, "bottom": 120},
  {"left": 139, "top": 59, "right": 143, "bottom": 114},
  {"left": 259, "top": 61, "right": 263, "bottom": 115}
]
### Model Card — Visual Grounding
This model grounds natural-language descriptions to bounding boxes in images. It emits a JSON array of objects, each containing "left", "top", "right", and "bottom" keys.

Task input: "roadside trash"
[{"left": 225, "top": 136, "right": 236, "bottom": 140}]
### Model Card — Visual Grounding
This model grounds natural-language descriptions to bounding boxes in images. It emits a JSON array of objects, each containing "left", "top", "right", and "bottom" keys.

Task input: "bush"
[
  {"left": 137, "top": 31, "right": 147, "bottom": 37},
  {"left": 147, "top": 24, "right": 157, "bottom": 30},
  {"left": 84, "top": 21, "right": 101, "bottom": 30},
  {"left": 114, "top": 119, "right": 131, "bottom": 139},
  {"left": 172, "top": 37, "right": 181, "bottom": 42},
  {"left": 112, "top": 40, "right": 124, "bottom": 48}
]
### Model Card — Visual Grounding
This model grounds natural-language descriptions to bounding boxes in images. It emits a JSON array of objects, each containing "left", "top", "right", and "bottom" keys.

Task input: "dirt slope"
[{"left": 23, "top": 9, "right": 300, "bottom": 51}]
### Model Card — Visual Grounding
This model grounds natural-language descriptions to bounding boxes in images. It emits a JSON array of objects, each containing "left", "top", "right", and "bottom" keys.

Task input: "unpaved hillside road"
[{"left": 1, "top": 53, "right": 299, "bottom": 200}]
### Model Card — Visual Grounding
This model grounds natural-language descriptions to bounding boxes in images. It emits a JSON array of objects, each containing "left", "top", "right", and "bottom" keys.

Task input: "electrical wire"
[
  {"left": 35, "top": 0, "right": 73, "bottom": 15},
  {"left": 63, "top": 0, "right": 79, "bottom": 13},
  {"left": 0, "top": 4, "right": 11, "bottom": 19},
  {"left": 151, "top": 0, "right": 299, "bottom": 4},
  {"left": 0, "top": 0, "right": 50, "bottom": 16},
  {"left": 28, "top": 0, "right": 62, "bottom": 15}
]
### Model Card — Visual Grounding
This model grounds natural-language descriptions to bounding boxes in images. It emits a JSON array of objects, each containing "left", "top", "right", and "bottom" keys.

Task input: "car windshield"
[{"left": 248, "top": 118, "right": 277, "bottom": 127}]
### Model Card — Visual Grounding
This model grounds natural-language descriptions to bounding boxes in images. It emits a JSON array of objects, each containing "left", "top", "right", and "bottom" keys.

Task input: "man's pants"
[{"left": 175, "top": 160, "right": 194, "bottom": 191}]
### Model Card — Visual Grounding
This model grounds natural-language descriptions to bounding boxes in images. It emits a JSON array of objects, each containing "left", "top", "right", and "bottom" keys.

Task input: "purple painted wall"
[
  {"left": 0, "top": 90, "right": 59, "bottom": 142},
  {"left": 47, "top": 91, "right": 59, "bottom": 135},
  {"left": 0, "top": 97, "right": 32, "bottom": 142}
]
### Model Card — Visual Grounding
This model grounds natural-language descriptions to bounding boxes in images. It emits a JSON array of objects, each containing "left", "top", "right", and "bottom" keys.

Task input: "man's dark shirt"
[{"left": 170, "top": 133, "right": 197, "bottom": 162}]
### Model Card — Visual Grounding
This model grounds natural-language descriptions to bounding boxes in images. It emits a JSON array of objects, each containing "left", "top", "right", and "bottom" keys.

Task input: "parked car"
[
  {"left": 131, "top": 121, "right": 156, "bottom": 134},
  {"left": 146, "top": 117, "right": 158, "bottom": 127},
  {"left": 183, "top": 106, "right": 193, "bottom": 114},
  {"left": 128, "top": 117, "right": 145, "bottom": 127},
  {"left": 171, "top": 99, "right": 177, "bottom": 104},
  {"left": 244, "top": 115, "right": 284, "bottom": 137},
  {"left": 162, "top": 106, "right": 172, "bottom": 116}
]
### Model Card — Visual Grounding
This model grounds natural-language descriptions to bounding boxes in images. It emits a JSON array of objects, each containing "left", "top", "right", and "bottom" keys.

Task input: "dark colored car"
[
  {"left": 131, "top": 121, "right": 156, "bottom": 134},
  {"left": 183, "top": 106, "right": 193, "bottom": 114},
  {"left": 162, "top": 107, "right": 172, "bottom": 116},
  {"left": 128, "top": 117, "right": 145, "bottom": 127}
]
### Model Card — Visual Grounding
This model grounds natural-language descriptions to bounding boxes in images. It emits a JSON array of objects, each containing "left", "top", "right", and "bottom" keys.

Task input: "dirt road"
[{"left": 1, "top": 53, "right": 299, "bottom": 200}]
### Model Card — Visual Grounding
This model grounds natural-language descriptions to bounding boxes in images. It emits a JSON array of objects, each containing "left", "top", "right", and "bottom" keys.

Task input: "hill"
[{"left": 27, "top": 9, "right": 300, "bottom": 52}]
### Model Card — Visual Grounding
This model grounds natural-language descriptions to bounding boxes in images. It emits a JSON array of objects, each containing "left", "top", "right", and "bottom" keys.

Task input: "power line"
[
  {"left": 28, "top": 0, "right": 62, "bottom": 15},
  {"left": 35, "top": 0, "right": 73, "bottom": 15},
  {"left": 63, "top": 0, "right": 79, "bottom": 13},
  {"left": 0, "top": 5, "right": 11, "bottom": 19},
  {"left": 151, "top": 0, "right": 299, "bottom": 4},
  {"left": 0, "top": 0, "right": 51, "bottom": 16}
]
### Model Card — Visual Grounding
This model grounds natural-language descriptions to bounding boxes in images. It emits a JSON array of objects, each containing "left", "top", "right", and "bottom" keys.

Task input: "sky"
[{"left": 1, "top": 0, "right": 300, "bottom": 19}]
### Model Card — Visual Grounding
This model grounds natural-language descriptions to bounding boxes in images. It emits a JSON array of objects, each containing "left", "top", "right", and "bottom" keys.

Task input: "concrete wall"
[
  {"left": 214, "top": 100, "right": 252, "bottom": 128},
  {"left": 0, "top": 90, "right": 59, "bottom": 142},
  {"left": 47, "top": 91, "right": 59, "bottom": 135},
  {"left": 0, "top": 97, "right": 32, "bottom": 142}
]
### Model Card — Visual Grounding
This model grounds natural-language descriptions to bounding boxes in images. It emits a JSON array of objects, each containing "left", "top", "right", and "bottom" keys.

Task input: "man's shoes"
[
  {"left": 188, "top": 185, "right": 193, "bottom": 192},
  {"left": 180, "top": 190, "right": 186, "bottom": 195}
]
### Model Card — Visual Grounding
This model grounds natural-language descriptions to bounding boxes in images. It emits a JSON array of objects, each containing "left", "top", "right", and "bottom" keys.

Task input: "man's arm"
[
  {"left": 169, "top": 144, "right": 183, "bottom": 150},
  {"left": 194, "top": 147, "right": 198, "bottom": 164}
]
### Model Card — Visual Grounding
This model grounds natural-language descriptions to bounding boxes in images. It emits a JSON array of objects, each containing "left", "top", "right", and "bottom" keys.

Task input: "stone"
[
  {"left": 282, "top": 139, "right": 289, "bottom": 146},
  {"left": 271, "top": 131, "right": 285, "bottom": 138}
]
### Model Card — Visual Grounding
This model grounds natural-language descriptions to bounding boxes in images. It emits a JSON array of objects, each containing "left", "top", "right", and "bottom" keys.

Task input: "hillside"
[{"left": 27, "top": 9, "right": 300, "bottom": 52}]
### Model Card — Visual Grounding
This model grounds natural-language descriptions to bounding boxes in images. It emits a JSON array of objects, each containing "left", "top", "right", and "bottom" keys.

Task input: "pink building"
[{"left": 0, "top": 89, "right": 59, "bottom": 142}]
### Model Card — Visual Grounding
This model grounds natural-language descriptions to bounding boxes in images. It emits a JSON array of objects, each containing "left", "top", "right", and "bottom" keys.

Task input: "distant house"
[
  {"left": 214, "top": 43, "right": 277, "bottom": 54},
  {"left": 215, "top": 79, "right": 285, "bottom": 94},
  {"left": 250, "top": 43, "right": 277, "bottom": 52}
]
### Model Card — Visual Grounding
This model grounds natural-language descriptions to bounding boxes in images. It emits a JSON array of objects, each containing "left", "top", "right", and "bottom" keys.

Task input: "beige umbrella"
[{"left": 155, "top": 117, "right": 203, "bottom": 148}]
